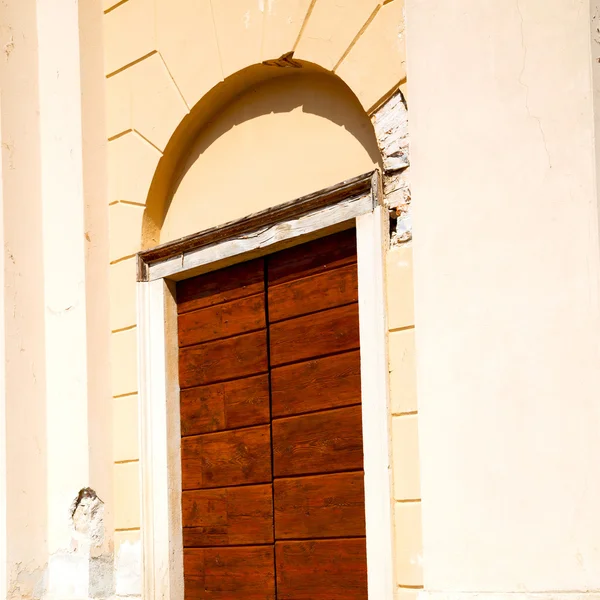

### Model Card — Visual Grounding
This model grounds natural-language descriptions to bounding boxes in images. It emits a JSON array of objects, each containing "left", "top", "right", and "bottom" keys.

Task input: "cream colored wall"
[
  {"left": 0, "top": 0, "right": 112, "bottom": 597},
  {"left": 407, "top": 0, "right": 600, "bottom": 597},
  {"left": 104, "top": 0, "right": 410, "bottom": 596}
]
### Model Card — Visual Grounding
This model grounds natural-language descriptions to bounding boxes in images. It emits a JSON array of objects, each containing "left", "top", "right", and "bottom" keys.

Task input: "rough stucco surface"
[{"left": 372, "top": 90, "right": 411, "bottom": 243}]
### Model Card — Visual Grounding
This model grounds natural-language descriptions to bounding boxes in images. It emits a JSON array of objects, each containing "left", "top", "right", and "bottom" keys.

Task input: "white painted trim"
[
  {"left": 137, "top": 184, "right": 394, "bottom": 600},
  {"left": 357, "top": 205, "right": 395, "bottom": 600},
  {"left": 146, "top": 192, "right": 374, "bottom": 282},
  {"left": 137, "top": 278, "right": 184, "bottom": 600}
]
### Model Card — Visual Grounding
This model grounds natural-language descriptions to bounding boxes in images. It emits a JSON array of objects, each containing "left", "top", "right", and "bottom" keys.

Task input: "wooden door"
[{"left": 177, "top": 229, "right": 367, "bottom": 599}]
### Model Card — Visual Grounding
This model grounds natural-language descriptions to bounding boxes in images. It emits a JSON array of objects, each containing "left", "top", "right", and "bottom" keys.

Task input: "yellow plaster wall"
[
  {"left": 387, "top": 244, "right": 423, "bottom": 594},
  {"left": 161, "top": 73, "right": 379, "bottom": 242},
  {"left": 104, "top": 0, "right": 412, "bottom": 592}
]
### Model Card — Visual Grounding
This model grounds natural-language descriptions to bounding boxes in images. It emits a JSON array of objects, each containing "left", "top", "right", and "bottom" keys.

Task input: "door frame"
[{"left": 136, "top": 170, "right": 395, "bottom": 600}]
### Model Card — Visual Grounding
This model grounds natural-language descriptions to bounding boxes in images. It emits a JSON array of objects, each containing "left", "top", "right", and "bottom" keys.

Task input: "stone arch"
[
  {"left": 105, "top": 0, "right": 407, "bottom": 258},
  {"left": 141, "top": 62, "right": 386, "bottom": 247}
]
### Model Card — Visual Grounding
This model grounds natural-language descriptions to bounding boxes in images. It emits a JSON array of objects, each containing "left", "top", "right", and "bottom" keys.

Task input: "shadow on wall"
[{"left": 157, "top": 71, "right": 381, "bottom": 243}]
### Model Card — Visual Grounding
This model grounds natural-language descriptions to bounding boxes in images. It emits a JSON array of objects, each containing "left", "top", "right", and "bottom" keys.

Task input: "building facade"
[{"left": 1, "top": 0, "right": 600, "bottom": 599}]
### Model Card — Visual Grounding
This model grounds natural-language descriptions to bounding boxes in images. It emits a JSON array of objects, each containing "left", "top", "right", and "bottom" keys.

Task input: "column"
[{"left": 406, "top": 0, "right": 600, "bottom": 597}]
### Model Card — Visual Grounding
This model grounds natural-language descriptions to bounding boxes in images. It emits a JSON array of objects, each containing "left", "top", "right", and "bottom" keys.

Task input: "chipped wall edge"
[{"left": 372, "top": 89, "right": 411, "bottom": 245}]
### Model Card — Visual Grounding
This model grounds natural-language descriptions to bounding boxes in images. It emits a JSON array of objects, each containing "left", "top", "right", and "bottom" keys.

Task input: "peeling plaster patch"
[
  {"left": 8, "top": 563, "right": 46, "bottom": 600},
  {"left": 89, "top": 555, "right": 114, "bottom": 599},
  {"left": 372, "top": 90, "right": 409, "bottom": 171},
  {"left": 70, "top": 487, "right": 105, "bottom": 548},
  {"left": 115, "top": 540, "right": 141, "bottom": 597},
  {"left": 372, "top": 89, "right": 411, "bottom": 245},
  {"left": 386, "top": 167, "right": 411, "bottom": 244},
  {"left": 2, "top": 139, "right": 15, "bottom": 170},
  {"left": 3, "top": 25, "right": 14, "bottom": 61},
  {"left": 3, "top": 37, "right": 13, "bottom": 60},
  {"left": 43, "top": 551, "right": 114, "bottom": 600},
  {"left": 244, "top": 10, "right": 251, "bottom": 28}
]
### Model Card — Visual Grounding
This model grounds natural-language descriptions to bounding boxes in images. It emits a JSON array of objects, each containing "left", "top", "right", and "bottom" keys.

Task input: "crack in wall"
[{"left": 516, "top": 0, "right": 552, "bottom": 169}]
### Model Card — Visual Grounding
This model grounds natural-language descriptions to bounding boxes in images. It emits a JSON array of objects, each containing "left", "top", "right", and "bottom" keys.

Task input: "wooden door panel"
[
  {"left": 274, "top": 472, "right": 365, "bottom": 539},
  {"left": 182, "top": 425, "right": 272, "bottom": 490},
  {"left": 179, "top": 330, "right": 268, "bottom": 389},
  {"left": 177, "top": 258, "right": 264, "bottom": 314},
  {"left": 269, "top": 303, "right": 360, "bottom": 367},
  {"left": 267, "top": 229, "right": 356, "bottom": 286},
  {"left": 271, "top": 350, "right": 361, "bottom": 418},
  {"left": 182, "top": 485, "right": 273, "bottom": 547},
  {"left": 272, "top": 406, "right": 364, "bottom": 477},
  {"left": 180, "top": 374, "right": 270, "bottom": 436},
  {"left": 178, "top": 294, "right": 266, "bottom": 347},
  {"left": 275, "top": 539, "right": 368, "bottom": 600},
  {"left": 184, "top": 546, "right": 275, "bottom": 599},
  {"left": 179, "top": 230, "right": 367, "bottom": 599},
  {"left": 268, "top": 263, "right": 358, "bottom": 323}
]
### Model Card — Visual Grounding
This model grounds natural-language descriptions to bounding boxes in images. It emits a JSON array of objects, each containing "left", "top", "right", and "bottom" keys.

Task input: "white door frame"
[{"left": 136, "top": 170, "right": 395, "bottom": 600}]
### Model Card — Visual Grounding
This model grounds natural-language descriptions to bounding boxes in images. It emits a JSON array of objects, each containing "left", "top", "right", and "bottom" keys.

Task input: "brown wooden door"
[{"left": 177, "top": 229, "right": 367, "bottom": 599}]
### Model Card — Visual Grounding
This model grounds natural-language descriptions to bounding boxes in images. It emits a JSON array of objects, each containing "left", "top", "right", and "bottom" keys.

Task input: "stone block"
[
  {"left": 156, "top": 0, "right": 222, "bottom": 107},
  {"left": 110, "top": 258, "right": 137, "bottom": 332},
  {"left": 337, "top": 0, "right": 407, "bottom": 112},
  {"left": 389, "top": 328, "right": 418, "bottom": 415},
  {"left": 104, "top": 0, "right": 155, "bottom": 76},
  {"left": 108, "top": 132, "right": 161, "bottom": 205},
  {"left": 106, "top": 70, "right": 132, "bottom": 139},
  {"left": 394, "top": 501, "right": 423, "bottom": 586},
  {"left": 386, "top": 244, "right": 415, "bottom": 331},
  {"left": 262, "top": 0, "right": 313, "bottom": 60},
  {"left": 109, "top": 202, "right": 145, "bottom": 263},
  {"left": 130, "top": 53, "right": 188, "bottom": 151},
  {"left": 113, "top": 395, "right": 140, "bottom": 463},
  {"left": 111, "top": 327, "right": 138, "bottom": 397},
  {"left": 211, "top": 0, "right": 263, "bottom": 77},
  {"left": 114, "top": 462, "right": 141, "bottom": 529},
  {"left": 295, "top": 0, "right": 379, "bottom": 71},
  {"left": 392, "top": 414, "right": 421, "bottom": 500}
]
